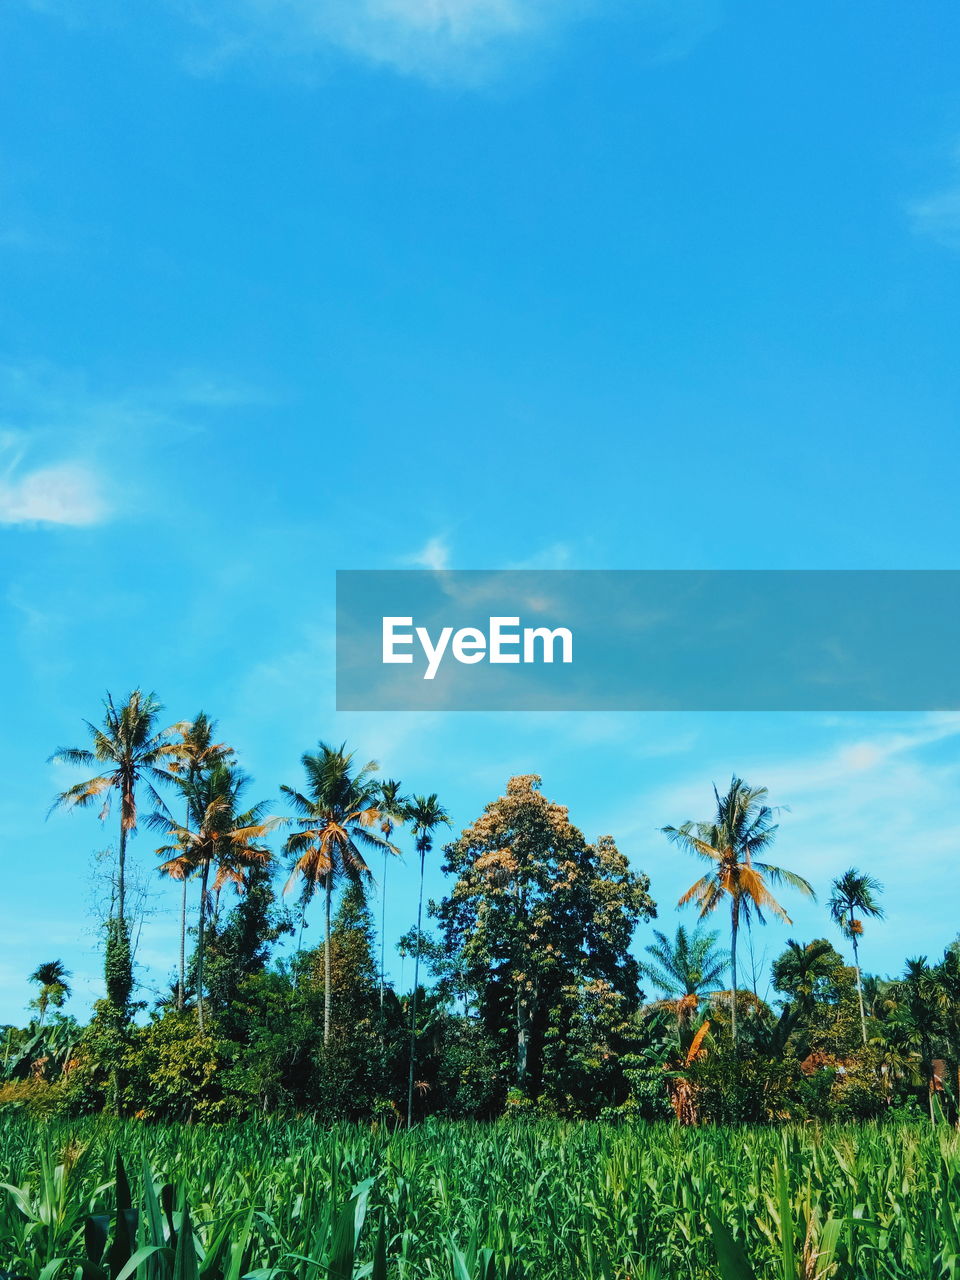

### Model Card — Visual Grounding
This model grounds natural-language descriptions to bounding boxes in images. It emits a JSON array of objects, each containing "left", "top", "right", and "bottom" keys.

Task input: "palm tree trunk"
[
  {"left": 323, "top": 871, "right": 332, "bottom": 1046},
  {"left": 407, "top": 847, "right": 426, "bottom": 1128},
  {"left": 197, "top": 860, "right": 210, "bottom": 1036},
  {"left": 380, "top": 848, "right": 388, "bottom": 1012},
  {"left": 730, "top": 899, "right": 739, "bottom": 1047},
  {"left": 178, "top": 874, "right": 187, "bottom": 1011},
  {"left": 117, "top": 821, "right": 127, "bottom": 925},
  {"left": 851, "top": 929, "right": 867, "bottom": 1046}
]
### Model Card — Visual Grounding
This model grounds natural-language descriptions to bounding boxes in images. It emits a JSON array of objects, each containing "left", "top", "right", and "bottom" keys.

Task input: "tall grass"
[{"left": 0, "top": 1115, "right": 957, "bottom": 1279}]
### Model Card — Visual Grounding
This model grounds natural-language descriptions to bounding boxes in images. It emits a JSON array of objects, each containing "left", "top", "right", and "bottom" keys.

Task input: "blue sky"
[{"left": 1, "top": 0, "right": 959, "bottom": 1022}]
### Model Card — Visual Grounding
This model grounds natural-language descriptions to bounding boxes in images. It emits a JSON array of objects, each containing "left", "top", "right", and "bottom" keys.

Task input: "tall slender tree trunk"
[
  {"left": 117, "top": 822, "right": 127, "bottom": 925},
  {"left": 730, "top": 899, "right": 739, "bottom": 1047},
  {"left": 407, "top": 846, "right": 426, "bottom": 1128},
  {"left": 323, "top": 871, "right": 332, "bottom": 1046},
  {"left": 380, "top": 848, "right": 388, "bottom": 1011},
  {"left": 197, "top": 860, "right": 210, "bottom": 1036},
  {"left": 178, "top": 874, "right": 187, "bottom": 1011},
  {"left": 517, "top": 993, "right": 530, "bottom": 1085},
  {"left": 851, "top": 928, "right": 868, "bottom": 1046}
]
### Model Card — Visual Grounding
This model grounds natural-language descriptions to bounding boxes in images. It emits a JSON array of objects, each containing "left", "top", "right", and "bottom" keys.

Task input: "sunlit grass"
[{"left": 0, "top": 1114, "right": 957, "bottom": 1278}]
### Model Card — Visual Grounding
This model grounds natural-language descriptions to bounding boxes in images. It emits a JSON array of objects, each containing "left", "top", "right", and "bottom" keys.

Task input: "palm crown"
[
  {"left": 153, "top": 761, "right": 277, "bottom": 1032},
  {"left": 640, "top": 923, "right": 728, "bottom": 1000},
  {"left": 828, "top": 866, "right": 884, "bottom": 1045},
  {"left": 282, "top": 743, "right": 392, "bottom": 1044},
  {"left": 50, "top": 689, "right": 181, "bottom": 926},
  {"left": 282, "top": 743, "right": 391, "bottom": 895},
  {"left": 663, "top": 776, "right": 815, "bottom": 1045}
]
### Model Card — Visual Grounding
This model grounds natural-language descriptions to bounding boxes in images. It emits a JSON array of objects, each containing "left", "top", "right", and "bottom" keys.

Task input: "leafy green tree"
[
  {"left": 663, "top": 777, "right": 815, "bottom": 1046},
  {"left": 890, "top": 957, "right": 946, "bottom": 1122},
  {"left": 828, "top": 868, "right": 884, "bottom": 1046},
  {"left": 122, "top": 1011, "right": 246, "bottom": 1123},
  {"left": 438, "top": 775, "right": 656, "bottom": 1099},
  {"left": 282, "top": 744, "right": 392, "bottom": 1045},
  {"left": 312, "top": 883, "right": 388, "bottom": 1118},
  {"left": 403, "top": 793, "right": 451, "bottom": 1127},
  {"left": 203, "top": 862, "right": 293, "bottom": 1026},
  {"left": 766, "top": 938, "right": 857, "bottom": 1059},
  {"left": 28, "top": 960, "right": 71, "bottom": 1026}
]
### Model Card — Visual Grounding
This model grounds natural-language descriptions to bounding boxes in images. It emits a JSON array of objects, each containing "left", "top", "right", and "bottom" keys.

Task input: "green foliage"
[
  {"left": 0, "top": 1116, "right": 958, "bottom": 1278},
  {"left": 122, "top": 1013, "right": 247, "bottom": 1123},
  {"left": 437, "top": 775, "right": 656, "bottom": 1102},
  {"left": 105, "top": 917, "right": 133, "bottom": 1017}
]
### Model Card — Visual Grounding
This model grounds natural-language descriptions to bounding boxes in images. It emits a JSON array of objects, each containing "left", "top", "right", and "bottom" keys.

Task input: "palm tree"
[
  {"left": 828, "top": 867, "right": 884, "bottom": 1046},
  {"left": 377, "top": 780, "right": 407, "bottom": 1010},
  {"left": 404, "top": 792, "right": 451, "bottom": 1127},
  {"left": 771, "top": 937, "right": 840, "bottom": 1005},
  {"left": 282, "top": 744, "right": 392, "bottom": 1046},
  {"left": 154, "top": 762, "right": 276, "bottom": 1035},
  {"left": 639, "top": 923, "right": 728, "bottom": 1027},
  {"left": 163, "top": 714, "right": 233, "bottom": 1010},
  {"left": 891, "top": 957, "right": 945, "bottom": 1123},
  {"left": 50, "top": 690, "right": 181, "bottom": 924},
  {"left": 663, "top": 776, "right": 815, "bottom": 1046},
  {"left": 29, "top": 960, "right": 71, "bottom": 1026}
]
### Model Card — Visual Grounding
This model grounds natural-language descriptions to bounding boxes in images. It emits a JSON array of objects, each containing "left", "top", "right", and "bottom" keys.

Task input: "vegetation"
[
  {"left": 663, "top": 778, "right": 815, "bottom": 1046},
  {"left": 3, "top": 687, "right": 960, "bottom": 1272},
  {"left": 0, "top": 1115, "right": 959, "bottom": 1278}
]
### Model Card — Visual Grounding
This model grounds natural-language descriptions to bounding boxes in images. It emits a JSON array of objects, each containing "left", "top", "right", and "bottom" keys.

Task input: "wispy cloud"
[
  {"left": 0, "top": 434, "right": 107, "bottom": 527},
  {"left": 403, "top": 534, "right": 451, "bottom": 571},
  {"left": 909, "top": 146, "right": 960, "bottom": 251},
  {"left": 0, "top": 361, "right": 267, "bottom": 527},
  {"left": 178, "top": 0, "right": 594, "bottom": 83},
  {"left": 15, "top": 0, "right": 721, "bottom": 87}
]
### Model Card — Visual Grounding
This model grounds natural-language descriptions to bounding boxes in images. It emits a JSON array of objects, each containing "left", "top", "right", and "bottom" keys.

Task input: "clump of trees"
[{"left": 1, "top": 689, "right": 957, "bottom": 1127}]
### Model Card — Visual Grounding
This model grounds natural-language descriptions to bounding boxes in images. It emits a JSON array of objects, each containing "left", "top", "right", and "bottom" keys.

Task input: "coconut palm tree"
[
  {"left": 154, "top": 762, "right": 277, "bottom": 1035},
  {"left": 639, "top": 923, "right": 728, "bottom": 1028},
  {"left": 828, "top": 867, "right": 884, "bottom": 1046},
  {"left": 29, "top": 960, "right": 71, "bottom": 1026},
  {"left": 50, "top": 690, "right": 181, "bottom": 925},
  {"left": 663, "top": 776, "right": 815, "bottom": 1046},
  {"left": 163, "top": 713, "right": 233, "bottom": 1010},
  {"left": 377, "top": 779, "right": 407, "bottom": 1010},
  {"left": 404, "top": 792, "right": 451, "bottom": 1127},
  {"left": 282, "top": 744, "right": 392, "bottom": 1046}
]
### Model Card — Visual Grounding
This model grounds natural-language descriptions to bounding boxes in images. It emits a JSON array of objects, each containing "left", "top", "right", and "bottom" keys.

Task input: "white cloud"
[
  {"left": 179, "top": 0, "right": 592, "bottom": 82},
  {"left": 0, "top": 438, "right": 107, "bottom": 527},
  {"left": 404, "top": 534, "right": 451, "bottom": 571},
  {"left": 16, "top": 0, "right": 721, "bottom": 87},
  {"left": 910, "top": 190, "right": 960, "bottom": 251},
  {"left": 909, "top": 147, "right": 960, "bottom": 251}
]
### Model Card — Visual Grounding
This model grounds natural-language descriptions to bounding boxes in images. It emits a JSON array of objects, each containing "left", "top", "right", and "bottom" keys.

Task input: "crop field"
[{"left": 0, "top": 1116, "right": 958, "bottom": 1280}]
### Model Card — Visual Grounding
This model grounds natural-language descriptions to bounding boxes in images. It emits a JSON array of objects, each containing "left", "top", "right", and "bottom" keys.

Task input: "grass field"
[{"left": 0, "top": 1115, "right": 957, "bottom": 1279}]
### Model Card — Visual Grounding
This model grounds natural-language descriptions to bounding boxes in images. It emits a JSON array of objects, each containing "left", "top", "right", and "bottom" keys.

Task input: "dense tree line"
[{"left": 2, "top": 689, "right": 959, "bottom": 1126}]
